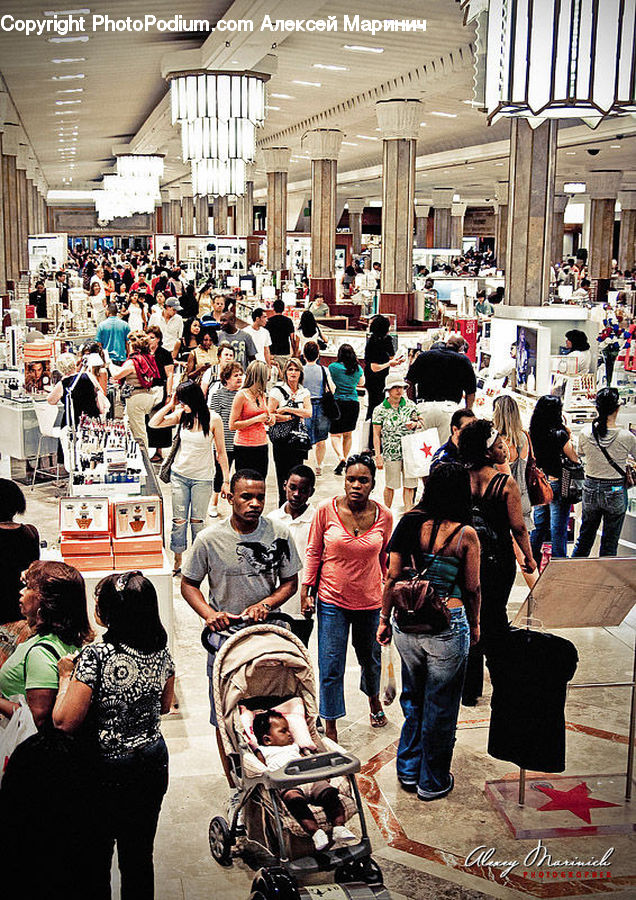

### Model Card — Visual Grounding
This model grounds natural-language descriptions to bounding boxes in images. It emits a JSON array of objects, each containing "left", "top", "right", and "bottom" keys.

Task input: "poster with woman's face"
[{"left": 24, "top": 360, "right": 51, "bottom": 393}]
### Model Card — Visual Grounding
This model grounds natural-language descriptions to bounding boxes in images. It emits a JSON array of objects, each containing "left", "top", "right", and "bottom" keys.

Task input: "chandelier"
[
  {"left": 116, "top": 154, "right": 164, "bottom": 179},
  {"left": 459, "top": 0, "right": 636, "bottom": 126},
  {"left": 169, "top": 71, "right": 267, "bottom": 197}
]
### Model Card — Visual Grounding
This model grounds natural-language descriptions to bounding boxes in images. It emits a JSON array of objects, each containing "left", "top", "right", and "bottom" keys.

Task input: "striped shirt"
[{"left": 208, "top": 385, "right": 238, "bottom": 452}]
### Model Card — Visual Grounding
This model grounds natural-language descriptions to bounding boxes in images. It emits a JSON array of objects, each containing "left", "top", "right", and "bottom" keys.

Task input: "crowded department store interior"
[{"left": 0, "top": 2, "right": 635, "bottom": 899}]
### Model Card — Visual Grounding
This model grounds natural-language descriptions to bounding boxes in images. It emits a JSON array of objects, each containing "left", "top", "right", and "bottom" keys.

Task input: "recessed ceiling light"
[
  {"left": 342, "top": 141, "right": 358, "bottom": 146},
  {"left": 494, "top": 162, "right": 505, "bottom": 166},
  {"left": 54, "top": 111, "right": 79, "bottom": 115},
  {"left": 565, "top": 151, "right": 576, "bottom": 155},
  {"left": 611, "top": 144, "right": 621, "bottom": 148},
  {"left": 265, "top": 105, "right": 280, "bottom": 111},
  {"left": 51, "top": 74, "right": 85, "bottom": 81},
  {"left": 356, "top": 134, "right": 379, "bottom": 141},
  {"left": 313, "top": 63, "right": 349, "bottom": 71},
  {"left": 463, "top": 99, "right": 480, "bottom": 105},
  {"left": 48, "top": 36, "right": 89, "bottom": 43},
  {"left": 271, "top": 93, "right": 293, "bottom": 100},
  {"left": 51, "top": 57, "right": 85, "bottom": 63},
  {"left": 430, "top": 111, "right": 457, "bottom": 118},
  {"left": 343, "top": 44, "right": 384, "bottom": 53},
  {"left": 56, "top": 88, "right": 83, "bottom": 94},
  {"left": 292, "top": 80, "right": 321, "bottom": 87},
  {"left": 55, "top": 100, "right": 81, "bottom": 105},
  {"left": 467, "top": 166, "right": 475, "bottom": 170},
  {"left": 419, "top": 122, "right": 427, "bottom": 126},
  {"left": 453, "top": 193, "right": 461, "bottom": 201}
]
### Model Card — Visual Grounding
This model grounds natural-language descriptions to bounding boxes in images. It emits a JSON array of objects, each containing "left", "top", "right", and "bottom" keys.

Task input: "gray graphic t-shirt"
[{"left": 182, "top": 517, "right": 301, "bottom": 615}]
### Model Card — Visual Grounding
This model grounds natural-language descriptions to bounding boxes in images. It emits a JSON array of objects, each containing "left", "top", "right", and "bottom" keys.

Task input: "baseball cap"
[{"left": 165, "top": 299, "right": 183, "bottom": 311}]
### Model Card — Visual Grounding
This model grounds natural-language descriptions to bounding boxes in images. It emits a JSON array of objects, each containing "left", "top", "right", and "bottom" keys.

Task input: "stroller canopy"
[{"left": 213, "top": 624, "right": 318, "bottom": 754}]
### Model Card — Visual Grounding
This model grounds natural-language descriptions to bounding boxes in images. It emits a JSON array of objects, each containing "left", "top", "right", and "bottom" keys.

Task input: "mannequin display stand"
[{"left": 485, "top": 558, "right": 636, "bottom": 838}]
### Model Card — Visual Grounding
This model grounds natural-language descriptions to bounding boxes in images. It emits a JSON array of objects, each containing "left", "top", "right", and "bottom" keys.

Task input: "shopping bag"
[
  {"left": 380, "top": 644, "right": 397, "bottom": 707},
  {"left": 401, "top": 428, "right": 440, "bottom": 479},
  {"left": 0, "top": 696, "right": 38, "bottom": 785}
]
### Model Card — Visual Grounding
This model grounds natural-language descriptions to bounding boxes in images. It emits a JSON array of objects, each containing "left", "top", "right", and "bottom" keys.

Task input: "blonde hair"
[
  {"left": 283, "top": 357, "right": 304, "bottom": 385},
  {"left": 243, "top": 360, "right": 269, "bottom": 397},
  {"left": 493, "top": 394, "right": 525, "bottom": 449},
  {"left": 56, "top": 352, "right": 77, "bottom": 377}
]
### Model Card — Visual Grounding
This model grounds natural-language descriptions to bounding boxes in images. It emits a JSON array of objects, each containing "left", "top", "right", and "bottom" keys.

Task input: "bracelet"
[
  {"left": 261, "top": 602, "right": 272, "bottom": 612},
  {"left": 379, "top": 613, "right": 391, "bottom": 623}
]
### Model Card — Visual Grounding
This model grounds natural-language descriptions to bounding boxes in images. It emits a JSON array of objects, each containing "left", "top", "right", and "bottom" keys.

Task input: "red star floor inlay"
[{"left": 534, "top": 783, "right": 621, "bottom": 825}]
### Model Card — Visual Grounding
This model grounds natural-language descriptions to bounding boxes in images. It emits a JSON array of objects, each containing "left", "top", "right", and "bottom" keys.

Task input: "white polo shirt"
[
  {"left": 244, "top": 324, "right": 272, "bottom": 363},
  {"left": 159, "top": 312, "right": 184, "bottom": 355},
  {"left": 266, "top": 502, "right": 316, "bottom": 617}
]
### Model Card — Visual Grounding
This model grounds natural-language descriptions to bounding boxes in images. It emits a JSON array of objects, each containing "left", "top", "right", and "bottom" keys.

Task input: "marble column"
[
  {"left": 587, "top": 171, "right": 621, "bottom": 300},
  {"left": 261, "top": 147, "right": 291, "bottom": 275},
  {"left": 347, "top": 198, "right": 366, "bottom": 256},
  {"left": 168, "top": 188, "right": 181, "bottom": 235},
  {"left": 552, "top": 191, "right": 569, "bottom": 266},
  {"left": 181, "top": 193, "right": 194, "bottom": 235},
  {"left": 507, "top": 119, "right": 557, "bottom": 306},
  {"left": 432, "top": 188, "right": 453, "bottom": 248},
  {"left": 414, "top": 203, "right": 430, "bottom": 249},
  {"left": 618, "top": 190, "right": 636, "bottom": 272},
  {"left": 376, "top": 99, "right": 421, "bottom": 325},
  {"left": 2, "top": 125, "right": 20, "bottom": 286},
  {"left": 235, "top": 171, "right": 254, "bottom": 236},
  {"left": 213, "top": 196, "right": 228, "bottom": 235},
  {"left": 494, "top": 182, "right": 509, "bottom": 271},
  {"left": 160, "top": 191, "right": 171, "bottom": 234},
  {"left": 16, "top": 143, "right": 30, "bottom": 273},
  {"left": 451, "top": 201, "right": 467, "bottom": 252},
  {"left": 194, "top": 195, "right": 208, "bottom": 234},
  {"left": 302, "top": 129, "right": 343, "bottom": 303}
]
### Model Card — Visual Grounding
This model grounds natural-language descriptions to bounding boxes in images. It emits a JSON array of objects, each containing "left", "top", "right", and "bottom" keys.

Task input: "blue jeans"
[
  {"left": 308, "top": 398, "right": 330, "bottom": 444},
  {"left": 530, "top": 479, "right": 571, "bottom": 563},
  {"left": 393, "top": 608, "right": 470, "bottom": 798},
  {"left": 317, "top": 599, "right": 381, "bottom": 720},
  {"left": 170, "top": 470, "right": 213, "bottom": 553},
  {"left": 572, "top": 477, "right": 627, "bottom": 558}
]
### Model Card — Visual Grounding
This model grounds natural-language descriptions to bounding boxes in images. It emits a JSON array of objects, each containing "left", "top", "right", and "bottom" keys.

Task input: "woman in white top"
[
  {"left": 124, "top": 292, "right": 147, "bottom": 332},
  {"left": 296, "top": 310, "right": 324, "bottom": 358},
  {"left": 149, "top": 379, "right": 229, "bottom": 574},
  {"left": 573, "top": 387, "right": 636, "bottom": 557},
  {"left": 148, "top": 291, "right": 166, "bottom": 329},
  {"left": 268, "top": 357, "right": 312, "bottom": 506},
  {"left": 88, "top": 281, "right": 107, "bottom": 324},
  {"left": 565, "top": 329, "right": 593, "bottom": 375}
]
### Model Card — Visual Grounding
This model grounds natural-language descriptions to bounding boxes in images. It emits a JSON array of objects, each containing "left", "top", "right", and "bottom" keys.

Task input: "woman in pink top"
[
  {"left": 229, "top": 361, "right": 274, "bottom": 479},
  {"left": 301, "top": 453, "right": 393, "bottom": 742}
]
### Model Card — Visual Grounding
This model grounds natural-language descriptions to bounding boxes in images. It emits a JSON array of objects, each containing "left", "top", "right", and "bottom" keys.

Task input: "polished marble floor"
[{"left": 21, "top": 432, "right": 636, "bottom": 900}]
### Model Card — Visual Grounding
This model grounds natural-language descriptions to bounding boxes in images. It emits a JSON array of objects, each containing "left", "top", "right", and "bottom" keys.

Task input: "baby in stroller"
[{"left": 253, "top": 710, "right": 357, "bottom": 852}]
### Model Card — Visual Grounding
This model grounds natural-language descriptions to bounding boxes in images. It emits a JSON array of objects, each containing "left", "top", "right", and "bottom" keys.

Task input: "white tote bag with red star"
[{"left": 401, "top": 428, "right": 440, "bottom": 479}]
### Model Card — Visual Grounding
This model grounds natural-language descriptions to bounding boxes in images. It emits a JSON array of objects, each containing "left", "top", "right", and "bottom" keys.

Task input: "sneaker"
[
  {"left": 417, "top": 773, "right": 454, "bottom": 801},
  {"left": 334, "top": 460, "right": 346, "bottom": 476},
  {"left": 331, "top": 825, "right": 357, "bottom": 846},
  {"left": 209, "top": 506, "right": 219, "bottom": 518},
  {"left": 312, "top": 828, "right": 329, "bottom": 852}
]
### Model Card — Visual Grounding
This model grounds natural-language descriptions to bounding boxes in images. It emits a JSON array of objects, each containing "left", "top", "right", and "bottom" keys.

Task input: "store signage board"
[{"left": 512, "top": 558, "right": 636, "bottom": 629}]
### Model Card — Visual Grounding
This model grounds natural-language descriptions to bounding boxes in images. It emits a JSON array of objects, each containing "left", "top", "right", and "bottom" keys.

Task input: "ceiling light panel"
[
  {"left": 343, "top": 45, "right": 384, "bottom": 53},
  {"left": 292, "top": 80, "right": 321, "bottom": 87},
  {"left": 51, "top": 57, "right": 85, "bottom": 63}
]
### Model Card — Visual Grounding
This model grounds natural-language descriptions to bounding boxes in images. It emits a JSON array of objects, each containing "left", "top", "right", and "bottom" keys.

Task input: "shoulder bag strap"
[
  {"left": 421, "top": 522, "right": 463, "bottom": 571},
  {"left": 593, "top": 428, "right": 626, "bottom": 478},
  {"left": 23, "top": 638, "right": 62, "bottom": 680}
]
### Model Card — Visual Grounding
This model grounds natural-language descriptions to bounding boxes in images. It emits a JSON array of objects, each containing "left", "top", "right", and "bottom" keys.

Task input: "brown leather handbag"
[
  {"left": 525, "top": 432, "right": 553, "bottom": 507},
  {"left": 390, "top": 524, "right": 462, "bottom": 635}
]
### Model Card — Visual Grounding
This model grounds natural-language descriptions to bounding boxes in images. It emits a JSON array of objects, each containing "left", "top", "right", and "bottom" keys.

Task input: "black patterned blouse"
[{"left": 74, "top": 642, "right": 175, "bottom": 759}]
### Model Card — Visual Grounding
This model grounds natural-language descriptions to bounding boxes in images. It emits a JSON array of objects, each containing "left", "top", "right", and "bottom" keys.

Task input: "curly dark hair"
[
  {"left": 458, "top": 418, "right": 496, "bottom": 469},
  {"left": 25, "top": 561, "right": 93, "bottom": 646}
]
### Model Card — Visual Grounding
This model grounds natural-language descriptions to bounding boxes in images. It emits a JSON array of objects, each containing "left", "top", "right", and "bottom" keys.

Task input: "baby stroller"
[{"left": 207, "top": 619, "right": 389, "bottom": 899}]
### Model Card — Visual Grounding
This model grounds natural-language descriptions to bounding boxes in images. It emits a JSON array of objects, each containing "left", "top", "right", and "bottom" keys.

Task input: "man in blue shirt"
[
  {"left": 95, "top": 303, "right": 130, "bottom": 363},
  {"left": 430, "top": 408, "right": 475, "bottom": 473}
]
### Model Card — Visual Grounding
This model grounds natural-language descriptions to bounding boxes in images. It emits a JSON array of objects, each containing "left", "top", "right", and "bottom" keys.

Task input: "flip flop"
[{"left": 370, "top": 710, "right": 387, "bottom": 728}]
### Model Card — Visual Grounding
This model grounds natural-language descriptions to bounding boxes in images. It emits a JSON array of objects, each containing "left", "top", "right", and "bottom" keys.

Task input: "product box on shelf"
[
  {"left": 60, "top": 537, "right": 112, "bottom": 557},
  {"left": 59, "top": 498, "right": 110, "bottom": 536},
  {"left": 113, "top": 534, "right": 164, "bottom": 570},
  {"left": 63, "top": 553, "right": 115, "bottom": 573},
  {"left": 112, "top": 497, "right": 162, "bottom": 538}
]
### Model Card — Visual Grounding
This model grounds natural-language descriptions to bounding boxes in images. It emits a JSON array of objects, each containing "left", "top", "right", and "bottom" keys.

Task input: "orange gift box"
[
  {"left": 63, "top": 554, "right": 114, "bottom": 573},
  {"left": 61, "top": 537, "right": 112, "bottom": 556},
  {"left": 113, "top": 553, "right": 164, "bottom": 570},
  {"left": 111, "top": 535, "right": 163, "bottom": 554}
]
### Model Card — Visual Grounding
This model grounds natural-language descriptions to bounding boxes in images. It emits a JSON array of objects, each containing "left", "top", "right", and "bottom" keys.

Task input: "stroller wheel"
[
  {"left": 361, "top": 857, "right": 384, "bottom": 885},
  {"left": 208, "top": 816, "right": 233, "bottom": 866},
  {"left": 250, "top": 866, "right": 300, "bottom": 899},
  {"left": 336, "top": 857, "right": 384, "bottom": 886}
]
